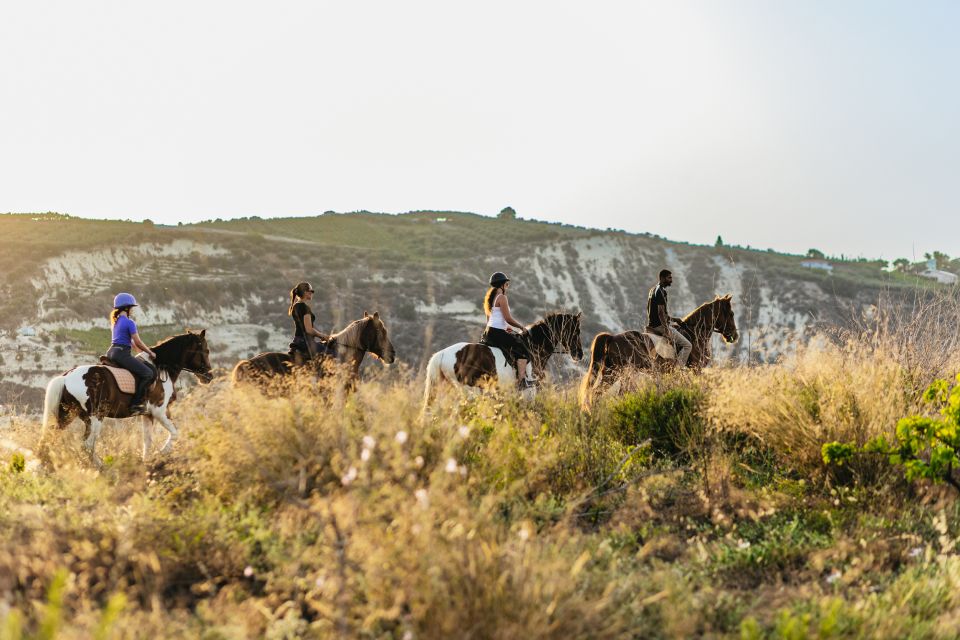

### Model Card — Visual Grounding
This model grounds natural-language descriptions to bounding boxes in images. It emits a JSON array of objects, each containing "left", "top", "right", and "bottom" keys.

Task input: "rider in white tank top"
[{"left": 486, "top": 295, "right": 509, "bottom": 331}]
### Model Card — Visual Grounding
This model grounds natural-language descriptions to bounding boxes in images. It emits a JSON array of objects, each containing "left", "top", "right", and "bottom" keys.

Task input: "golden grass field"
[{"left": 3, "top": 296, "right": 960, "bottom": 639}]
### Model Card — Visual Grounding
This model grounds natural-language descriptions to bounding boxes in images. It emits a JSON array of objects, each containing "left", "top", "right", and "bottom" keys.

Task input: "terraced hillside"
[{"left": 0, "top": 211, "right": 940, "bottom": 406}]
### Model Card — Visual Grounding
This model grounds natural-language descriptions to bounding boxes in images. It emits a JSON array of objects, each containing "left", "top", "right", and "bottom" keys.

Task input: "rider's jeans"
[{"left": 665, "top": 326, "right": 692, "bottom": 366}]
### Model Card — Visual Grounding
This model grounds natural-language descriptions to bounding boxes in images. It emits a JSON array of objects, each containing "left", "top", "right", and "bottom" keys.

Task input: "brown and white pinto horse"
[
  {"left": 579, "top": 295, "right": 739, "bottom": 408},
  {"left": 231, "top": 312, "right": 396, "bottom": 386},
  {"left": 41, "top": 330, "right": 213, "bottom": 466},
  {"left": 422, "top": 312, "right": 583, "bottom": 408}
]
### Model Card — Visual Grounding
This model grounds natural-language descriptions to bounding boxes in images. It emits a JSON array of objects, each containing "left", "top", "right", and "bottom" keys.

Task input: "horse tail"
[
  {"left": 42, "top": 375, "right": 67, "bottom": 435},
  {"left": 421, "top": 351, "right": 444, "bottom": 414},
  {"left": 579, "top": 333, "right": 610, "bottom": 411}
]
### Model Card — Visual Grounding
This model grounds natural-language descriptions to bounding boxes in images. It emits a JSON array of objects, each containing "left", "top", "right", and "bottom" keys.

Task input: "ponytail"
[
  {"left": 110, "top": 306, "right": 132, "bottom": 326},
  {"left": 288, "top": 282, "right": 312, "bottom": 316},
  {"left": 483, "top": 287, "right": 501, "bottom": 317}
]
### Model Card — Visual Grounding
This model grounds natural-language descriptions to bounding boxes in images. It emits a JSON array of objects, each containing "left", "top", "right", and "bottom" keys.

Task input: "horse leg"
[
  {"left": 155, "top": 411, "right": 179, "bottom": 454},
  {"left": 141, "top": 415, "right": 154, "bottom": 460},
  {"left": 83, "top": 416, "right": 104, "bottom": 468}
]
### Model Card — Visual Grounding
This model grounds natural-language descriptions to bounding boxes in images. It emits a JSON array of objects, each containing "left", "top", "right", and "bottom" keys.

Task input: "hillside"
[{"left": 0, "top": 211, "right": 943, "bottom": 407}]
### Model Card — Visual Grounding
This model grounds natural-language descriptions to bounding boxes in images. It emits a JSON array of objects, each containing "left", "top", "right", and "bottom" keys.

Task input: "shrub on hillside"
[{"left": 608, "top": 386, "right": 705, "bottom": 457}]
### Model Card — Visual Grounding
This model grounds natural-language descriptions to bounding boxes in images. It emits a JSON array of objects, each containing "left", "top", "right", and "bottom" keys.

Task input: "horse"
[
  {"left": 41, "top": 330, "right": 213, "bottom": 466},
  {"left": 231, "top": 311, "right": 396, "bottom": 386},
  {"left": 422, "top": 312, "right": 584, "bottom": 408},
  {"left": 579, "top": 295, "right": 739, "bottom": 408}
]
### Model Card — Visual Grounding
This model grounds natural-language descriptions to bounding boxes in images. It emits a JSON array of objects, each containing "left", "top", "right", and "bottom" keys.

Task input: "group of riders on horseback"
[
  {"left": 42, "top": 266, "right": 737, "bottom": 464},
  {"left": 101, "top": 266, "right": 716, "bottom": 408}
]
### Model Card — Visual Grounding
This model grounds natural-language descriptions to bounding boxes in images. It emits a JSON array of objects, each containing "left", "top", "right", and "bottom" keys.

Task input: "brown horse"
[
  {"left": 579, "top": 295, "right": 738, "bottom": 408},
  {"left": 41, "top": 330, "right": 213, "bottom": 466},
  {"left": 231, "top": 311, "right": 396, "bottom": 386}
]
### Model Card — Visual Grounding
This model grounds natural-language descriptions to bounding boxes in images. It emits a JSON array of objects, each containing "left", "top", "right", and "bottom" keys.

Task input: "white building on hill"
[
  {"left": 800, "top": 259, "right": 833, "bottom": 272},
  {"left": 921, "top": 258, "right": 958, "bottom": 285}
]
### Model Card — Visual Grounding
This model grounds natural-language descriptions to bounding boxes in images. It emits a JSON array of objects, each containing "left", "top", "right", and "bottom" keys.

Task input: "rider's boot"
[{"left": 129, "top": 377, "right": 151, "bottom": 415}]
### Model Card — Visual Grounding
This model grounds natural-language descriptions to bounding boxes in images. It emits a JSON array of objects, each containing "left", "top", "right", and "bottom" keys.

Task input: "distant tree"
[
  {"left": 498, "top": 207, "right": 517, "bottom": 220},
  {"left": 933, "top": 251, "right": 951, "bottom": 269},
  {"left": 893, "top": 258, "right": 910, "bottom": 273},
  {"left": 806, "top": 248, "right": 825, "bottom": 260},
  {"left": 715, "top": 235, "right": 724, "bottom": 247},
  {"left": 143, "top": 219, "right": 155, "bottom": 228},
  {"left": 54, "top": 345, "right": 64, "bottom": 358},
  {"left": 256, "top": 329, "right": 270, "bottom": 351}
]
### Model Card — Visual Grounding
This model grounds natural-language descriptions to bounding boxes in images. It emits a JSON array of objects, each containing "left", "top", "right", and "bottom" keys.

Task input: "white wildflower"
[
  {"left": 243, "top": 566, "right": 254, "bottom": 577},
  {"left": 909, "top": 546, "right": 924, "bottom": 558},
  {"left": 737, "top": 539, "right": 750, "bottom": 550},
  {"left": 315, "top": 575, "right": 326, "bottom": 589},
  {"left": 395, "top": 430, "right": 409, "bottom": 444},
  {"left": 361, "top": 448, "right": 371, "bottom": 462},
  {"left": 415, "top": 488, "right": 429, "bottom": 507},
  {"left": 518, "top": 526, "right": 531, "bottom": 542},
  {"left": 415, "top": 455, "right": 425, "bottom": 468},
  {"left": 363, "top": 435, "right": 376, "bottom": 449},
  {"left": 341, "top": 466, "right": 358, "bottom": 486},
  {"left": 445, "top": 458, "right": 458, "bottom": 473},
  {"left": 825, "top": 570, "right": 842, "bottom": 585},
  {"left": 403, "top": 631, "right": 414, "bottom": 640},
  {"left": 458, "top": 425, "right": 470, "bottom": 438}
]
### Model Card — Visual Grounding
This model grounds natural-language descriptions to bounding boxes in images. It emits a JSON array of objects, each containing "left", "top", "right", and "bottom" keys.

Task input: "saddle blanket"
[
  {"left": 642, "top": 332, "right": 677, "bottom": 360},
  {"left": 101, "top": 365, "right": 137, "bottom": 394}
]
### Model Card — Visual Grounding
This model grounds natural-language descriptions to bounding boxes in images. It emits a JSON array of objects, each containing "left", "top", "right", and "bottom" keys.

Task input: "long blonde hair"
[
  {"left": 483, "top": 286, "right": 503, "bottom": 317},
  {"left": 288, "top": 282, "right": 312, "bottom": 316}
]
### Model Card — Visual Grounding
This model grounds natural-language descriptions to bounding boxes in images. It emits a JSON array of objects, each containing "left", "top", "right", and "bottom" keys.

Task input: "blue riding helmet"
[{"left": 113, "top": 292, "right": 138, "bottom": 309}]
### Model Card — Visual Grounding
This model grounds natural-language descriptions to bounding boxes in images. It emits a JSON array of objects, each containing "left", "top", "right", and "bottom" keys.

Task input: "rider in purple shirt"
[{"left": 105, "top": 293, "right": 157, "bottom": 414}]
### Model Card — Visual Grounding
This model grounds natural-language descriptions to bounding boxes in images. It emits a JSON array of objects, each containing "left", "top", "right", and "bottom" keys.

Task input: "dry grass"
[{"left": 3, "top": 292, "right": 960, "bottom": 638}]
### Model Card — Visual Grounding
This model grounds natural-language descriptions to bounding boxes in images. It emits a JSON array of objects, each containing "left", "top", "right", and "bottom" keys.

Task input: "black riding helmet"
[{"left": 489, "top": 272, "right": 510, "bottom": 287}]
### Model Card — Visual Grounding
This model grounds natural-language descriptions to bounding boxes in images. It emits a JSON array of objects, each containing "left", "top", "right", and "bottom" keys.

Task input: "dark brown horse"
[
  {"left": 231, "top": 311, "right": 396, "bottom": 386},
  {"left": 579, "top": 295, "right": 738, "bottom": 408},
  {"left": 41, "top": 330, "right": 213, "bottom": 466}
]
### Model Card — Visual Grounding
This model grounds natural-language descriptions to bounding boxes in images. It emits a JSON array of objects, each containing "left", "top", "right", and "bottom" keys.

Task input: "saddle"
[
  {"left": 97, "top": 356, "right": 159, "bottom": 395},
  {"left": 641, "top": 332, "right": 676, "bottom": 360}
]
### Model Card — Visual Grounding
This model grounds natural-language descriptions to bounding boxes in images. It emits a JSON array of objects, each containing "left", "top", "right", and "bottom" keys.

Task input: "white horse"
[
  {"left": 422, "top": 312, "right": 583, "bottom": 408},
  {"left": 41, "top": 331, "right": 212, "bottom": 466}
]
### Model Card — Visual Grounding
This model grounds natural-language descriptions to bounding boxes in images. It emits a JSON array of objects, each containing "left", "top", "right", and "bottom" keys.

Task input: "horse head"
[
  {"left": 152, "top": 330, "right": 214, "bottom": 382},
  {"left": 713, "top": 295, "right": 739, "bottom": 344},
  {"left": 539, "top": 312, "right": 584, "bottom": 361},
  {"left": 361, "top": 311, "right": 397, "bottom": 364}
]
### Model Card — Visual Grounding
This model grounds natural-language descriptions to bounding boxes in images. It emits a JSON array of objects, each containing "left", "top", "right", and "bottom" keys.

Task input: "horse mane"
[
  {"left": 681, "top": 298, "right": 722, "bottom": 323},
  {"left": 150, "top": 332, "right": 196, "bottom": 352},
  {"left": 330, "top": 317, "right": 367, "bottom": 345},
  {"left": 526, "top": 311, "right": 573, "bottom": 330}
]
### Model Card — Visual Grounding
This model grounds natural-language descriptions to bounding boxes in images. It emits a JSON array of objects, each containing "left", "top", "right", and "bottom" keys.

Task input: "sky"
[{"left": 2, "top": 1, "right": 957, "bottom": 261}]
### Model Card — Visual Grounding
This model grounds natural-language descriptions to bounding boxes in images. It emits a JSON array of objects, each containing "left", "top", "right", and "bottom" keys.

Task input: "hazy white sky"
[{"left": 2, "top": 1, "right": 957, "bottom": 260}]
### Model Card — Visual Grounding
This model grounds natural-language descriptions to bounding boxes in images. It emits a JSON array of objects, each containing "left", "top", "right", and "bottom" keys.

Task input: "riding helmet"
[
  {"left": 113, "top": 292, "right": 138, "bottom": 309},
  {"left": 489, "top": 272, "right": 510, "bottom": 286}
]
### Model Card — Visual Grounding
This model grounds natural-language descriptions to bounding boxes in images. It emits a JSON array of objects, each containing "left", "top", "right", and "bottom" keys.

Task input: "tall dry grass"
[{"left": 2, "top": 288, "right": 960, "bottom": 638}]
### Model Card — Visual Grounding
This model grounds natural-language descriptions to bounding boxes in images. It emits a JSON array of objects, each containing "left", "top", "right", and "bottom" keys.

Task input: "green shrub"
[{"left": 609, "top": 386, "right": 705, "bottom": 457}]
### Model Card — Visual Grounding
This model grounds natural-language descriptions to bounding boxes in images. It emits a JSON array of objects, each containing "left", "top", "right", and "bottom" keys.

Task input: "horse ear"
[
  {"left": 724, "top": 294, "right": 732, "bottom": 300},
  {"left": 363, "top": 310, "right": 369, "bottom": 318},
  {"left": 200, "top": 329, "right": 206, "bottom": 337},
  {"left": 373, "top": 311, "right": 380, "bottom": 319},
  {"left": 576, "top": 311, "right": 582, "bottom": 318}
]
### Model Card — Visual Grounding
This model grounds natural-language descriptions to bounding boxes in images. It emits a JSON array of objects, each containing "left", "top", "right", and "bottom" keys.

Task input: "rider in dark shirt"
[
  {"left": 646, "top": 269, "right": 692, "bottom": 366},
  {"left": 287, "top": 281, "right": 334, "bottom": 365}
]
